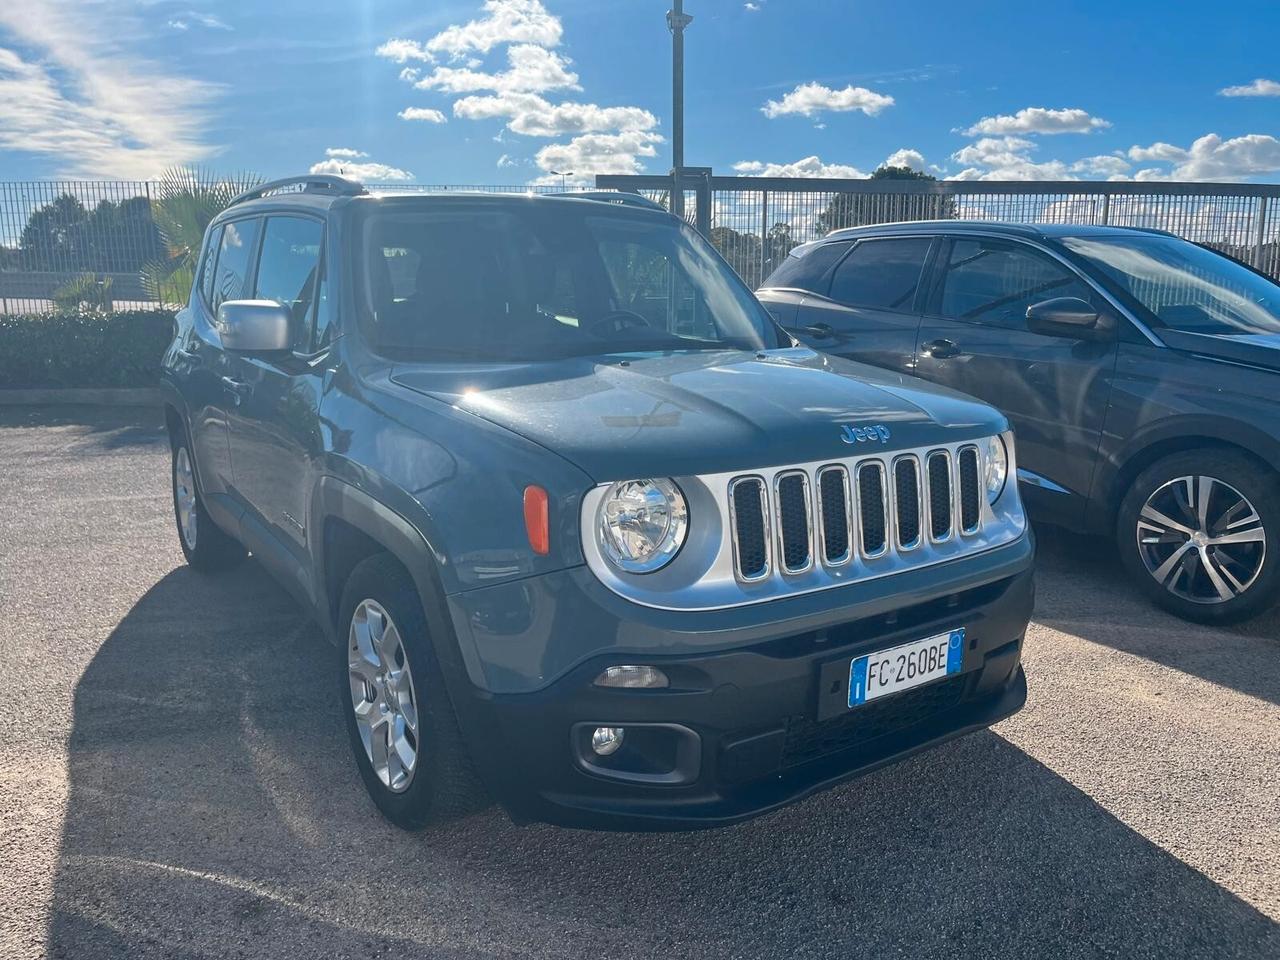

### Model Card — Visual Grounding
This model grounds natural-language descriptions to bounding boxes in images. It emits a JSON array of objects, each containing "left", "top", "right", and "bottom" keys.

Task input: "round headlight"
[
  {"left": 597, "top": 478, "right": 688, "bottom": 573},
  {"left": 984, "top": 435, "right": 1009, "bottom": 503}
]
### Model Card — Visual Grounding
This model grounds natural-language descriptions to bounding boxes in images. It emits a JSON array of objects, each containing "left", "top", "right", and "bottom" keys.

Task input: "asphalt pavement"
[{"left": 1, "top": 405, "right": 1277, "bottom": 959}]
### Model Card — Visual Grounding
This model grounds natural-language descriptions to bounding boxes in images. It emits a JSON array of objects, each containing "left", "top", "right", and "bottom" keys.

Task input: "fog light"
[
  {"left": 591, "top": 726, "right": 625, "bottom": 756},
  {"left": 593, "top": 665, "right": 669, "bottom": 689}
]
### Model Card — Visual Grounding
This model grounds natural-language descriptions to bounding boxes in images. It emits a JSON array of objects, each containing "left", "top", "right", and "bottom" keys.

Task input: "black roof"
[{"left": 821, "top": 220, "right": 1176, "bottom": 242}]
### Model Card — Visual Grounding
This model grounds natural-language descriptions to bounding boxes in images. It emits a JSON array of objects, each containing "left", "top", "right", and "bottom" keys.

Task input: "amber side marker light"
[{"left": 523, "top": 485, "right": 550, "bottom": 556}]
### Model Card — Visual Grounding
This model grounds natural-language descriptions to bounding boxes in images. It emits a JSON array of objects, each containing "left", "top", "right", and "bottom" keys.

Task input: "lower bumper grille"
[{"left": 780, "top": 674, "right": 968, "bottom": 769}]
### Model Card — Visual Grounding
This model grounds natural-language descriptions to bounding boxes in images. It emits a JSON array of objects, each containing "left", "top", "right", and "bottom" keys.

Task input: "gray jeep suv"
[{"left": 161, "top": 176, "right": 1034, "bottom": 831}]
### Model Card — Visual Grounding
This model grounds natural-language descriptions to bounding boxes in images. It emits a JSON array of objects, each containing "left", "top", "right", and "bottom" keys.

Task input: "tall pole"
[{"left": 667, "top": 1, "right": 692, "bottom": 218}]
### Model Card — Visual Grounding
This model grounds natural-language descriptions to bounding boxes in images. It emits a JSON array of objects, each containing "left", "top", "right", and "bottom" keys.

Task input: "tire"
[
  {"left": 1116, "top": 449, "right": 1280, "bottom": 624},
  {"left": 170, "top": 428, "right": 245, "bottom": 572},
  {"left": 338, "top": 553, "right": 489, "bottom": 830}
]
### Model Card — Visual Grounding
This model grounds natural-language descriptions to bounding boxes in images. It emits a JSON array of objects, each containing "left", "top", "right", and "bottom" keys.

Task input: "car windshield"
[
  {"left": 1060, "top": 234, "right": 1280, "bottom": 337},
  {"left": 353, "top": 199, "right": 782, "bottom": 361}
]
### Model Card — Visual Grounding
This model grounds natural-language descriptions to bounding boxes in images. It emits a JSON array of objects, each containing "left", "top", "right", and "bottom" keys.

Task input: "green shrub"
[{"left": 0, "top": 309, "right": 175, "bottom": 389}]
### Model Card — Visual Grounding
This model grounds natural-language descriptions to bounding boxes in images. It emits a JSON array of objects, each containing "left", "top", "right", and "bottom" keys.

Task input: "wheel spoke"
[
  {"left": 1195, "top": 476, "right": 1214, "bottom": 531},
  {"left": 1151, "top": 541, "right": 1194, "bottom": 584},
  {"left": 1141, "top": 504, "right": 1195, "bottom": 538},
  {"left": 1209, "top": 526, "right": 1265, "bottom": 546},
  {"left": 1198, "top": 547, "right": 1237, "bottom": 601}
]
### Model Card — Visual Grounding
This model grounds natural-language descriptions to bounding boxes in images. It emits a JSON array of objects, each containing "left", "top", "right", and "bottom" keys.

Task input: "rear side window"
[
  {"left": 937, "top": 238, "right": 1095, "bottom": 330},
  {"left": 254, "top": 216, "right": 323, "bottom": 349},
  {"left": 211, "top": 218, "right": 261, "bottom": 310},
  {"left": 197, "top": 225, "right": 222, "bottom": 307},
  {"left": 828, "top": 238, "right": 931, "bottom": 312},
  {"left": 761, "top": 241, "right": 851, "bottom": 292}
]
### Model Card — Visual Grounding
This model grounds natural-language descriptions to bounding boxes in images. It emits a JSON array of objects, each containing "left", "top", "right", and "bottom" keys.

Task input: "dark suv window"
[
  {"left": 211, "top": 218, "right": 261, "bottom": 310},
  {"left": 254, "top": 216, "right": 324, "bottom": 348},
  {"left": 761, "top": 240, "right": 851, "bottom": 292},
  {"left": 197, "top": 225, "right": 221, "bottom": 307},
  {"left": 828, "top": 238, "right": 931, "bottom": 312},
  {"left": 937, "top": 238, "right": 1095, "bottom": 329}
]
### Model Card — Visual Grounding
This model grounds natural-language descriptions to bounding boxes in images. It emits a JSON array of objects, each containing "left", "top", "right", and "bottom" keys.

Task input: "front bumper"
[{"left": 448, "top": 541, "right": 1034, "bottom": 831}]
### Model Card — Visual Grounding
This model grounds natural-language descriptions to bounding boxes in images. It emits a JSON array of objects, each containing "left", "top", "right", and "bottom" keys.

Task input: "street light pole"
[
  {"left": 667, "top": 0, "right": 692, "bottom": 218},
  {"left": 550, "top": 169, "right": 574, "bottom": 191}
]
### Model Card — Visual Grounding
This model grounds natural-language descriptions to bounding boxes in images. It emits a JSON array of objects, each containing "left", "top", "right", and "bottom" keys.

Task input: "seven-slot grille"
[{"left": 731, "top": 444, "right": 986, "bottom": 582}]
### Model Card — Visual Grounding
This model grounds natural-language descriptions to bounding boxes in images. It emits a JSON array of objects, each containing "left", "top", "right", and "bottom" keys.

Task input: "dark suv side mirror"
[
  {"left": 1025, "top": 297, "right": 1104, "bottom": 339},
  {"left": 217, "top": 300, "right": 291, "bottom": 354}
]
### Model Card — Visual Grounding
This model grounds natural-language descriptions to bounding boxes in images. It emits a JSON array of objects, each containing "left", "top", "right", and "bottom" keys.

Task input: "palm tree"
[{"left": 143, "top": 167, "right": 264, "bottom": 306}]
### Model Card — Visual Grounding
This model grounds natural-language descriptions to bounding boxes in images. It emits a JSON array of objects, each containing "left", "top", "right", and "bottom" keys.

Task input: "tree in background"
[
  {"left": 142, "top": 167, "right": 263, "bottom": 306},
  {"left": 18, "top": 193, "right": 165, "bottom": 274},
  {"left": 814, "top": 165, "right": 954, "bottom": 237}
]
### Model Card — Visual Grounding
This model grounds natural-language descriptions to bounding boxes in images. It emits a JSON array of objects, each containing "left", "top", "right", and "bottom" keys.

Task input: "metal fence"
[
  {"left": 3, "top": 176, "right": 1278, "bottom": 314},
  {"left": 598, "top": 174, "right": 1280, "bottom": 291},
  {"left": 0, "top": 180, "right": 568, "bottom": 314}
]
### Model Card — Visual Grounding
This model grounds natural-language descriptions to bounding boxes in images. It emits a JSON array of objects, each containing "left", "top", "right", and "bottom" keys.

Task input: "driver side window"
[{"left": 937, "top": 238, "right": 1096, "bottom": 330}]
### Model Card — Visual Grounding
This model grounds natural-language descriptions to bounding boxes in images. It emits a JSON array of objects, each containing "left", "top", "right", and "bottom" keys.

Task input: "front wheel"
[
  {"left": 1117, "top": 450, "right": 1280, "bottom": 624},
  {"left": 338, "top": 553, "right": 488, "bottom": 829}
]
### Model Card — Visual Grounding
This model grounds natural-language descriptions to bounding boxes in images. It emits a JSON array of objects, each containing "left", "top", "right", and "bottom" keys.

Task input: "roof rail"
[
  {"left": 550, "top": 190, "right": 667, "bottom": 212},
  {"left": 228, "top": 174, "right": 368, "bottom": 208}
]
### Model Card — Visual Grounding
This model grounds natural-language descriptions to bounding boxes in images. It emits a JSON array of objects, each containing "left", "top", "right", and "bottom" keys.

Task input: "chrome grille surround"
[
  {"left": 579, "top": 432, "right": 1025, "bottom": 612},
  {"left": 773, "top": 470, "right": 814, "bottom": 575}
]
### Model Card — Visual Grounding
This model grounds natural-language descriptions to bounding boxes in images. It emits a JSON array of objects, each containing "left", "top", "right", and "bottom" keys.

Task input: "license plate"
[{"left": 848, "top": 628, "right": 965, "bottom": 708}]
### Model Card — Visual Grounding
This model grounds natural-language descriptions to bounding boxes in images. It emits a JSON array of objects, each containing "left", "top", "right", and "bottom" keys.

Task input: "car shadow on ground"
[
  {"left": 0, "top": 404, "right": 164, "bottom": 451},
  {"left": 1033, "top": 523, "right": 1280, "bottom": 705},
  {"left": 45, "top": 562, "right": 1279, "bottom": 959}
]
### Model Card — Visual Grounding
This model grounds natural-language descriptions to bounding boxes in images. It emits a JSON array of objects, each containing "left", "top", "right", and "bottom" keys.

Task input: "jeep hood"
[{"left": 390, "top": 348, "right": 1005, "bottom": 480}]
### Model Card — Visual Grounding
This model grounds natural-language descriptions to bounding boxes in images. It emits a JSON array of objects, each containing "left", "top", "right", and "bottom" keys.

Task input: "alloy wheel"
[
  {"left": 174, "top": 446, "right": 198, "bottom": 549},
  {"left": 348, "top": 599, "right": 420, "bottom": 793},
  {"left": 1136, "top": 475, "right": 1266, "bottom": 604}
]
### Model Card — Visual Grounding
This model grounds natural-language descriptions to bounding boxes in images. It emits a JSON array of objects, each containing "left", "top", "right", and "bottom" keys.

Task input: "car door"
[
  {"left": 223, "top": 214, "right": 331, "bottom": 576},
  {"left": 784, "top": 236, "right": 934, "bottom": 375},
  {"left": 756, "top": 239, "right": 852, "bottom": 330},
  {"left": 913, "top": 235, "right": 1119, "bottom": 526}
]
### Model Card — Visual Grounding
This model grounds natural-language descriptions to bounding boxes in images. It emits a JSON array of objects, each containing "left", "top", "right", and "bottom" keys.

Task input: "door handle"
[
  {"left": 220, "top": 375, "right": 251, "bottom": 405},
  {"left": 174, "top": 345, "right": 199, "bottom": 362},
  {"left": 922, "top": 338, "right": 961, "bottom": 360},
  {"left": 791, "top": 322, "right": 835, "bottom": 339}
]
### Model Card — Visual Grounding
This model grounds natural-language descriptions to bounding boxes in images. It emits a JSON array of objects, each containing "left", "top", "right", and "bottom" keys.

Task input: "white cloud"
[
  {"left": 762, "top": 82, "right": 893, "bottom": 119},
  {"left": 309, "top": 156, "right": 415, "bottom": 181},
  {"left": 883, "top": 148, "right": 926, "bottom": 171},
  {"left": 497, "top": 153, "right": 516, "bottom": 167},
  {"left": 534, "top": 130, "right": 663, "bottom": 177},
  {"left": 948, "top": 137, "right": 1072, "bottom": 181},
  {"left": 398, "top": 107, "right": 447, "bottom": 123},
  {"left": 962, "top": 107, "right": 1110, "bottom": 136},
  {"left": 744, "top": 1, "right": 762, "bottom": 9},
  {"left": 453, "top": 92, "right": 657, "bottom": 138},
  {"left": 1070, "top": 154, "right": 1131, "bottom": 177},
  {"left": 414, "top": 43, "right": 578, "bottom": 94},
  {"left": 167, "top": 11, "right": 231, "bottom": 31},
  {"left": 324, "top": 147, "right": 368, "bottom": 159},
  {"left": 0, "top": 6, "right": 219, "bottom": 178},
  {"left": 1128, "top": 133, "right": 1280, "bottom": 181},
  {"left": 1219, "top": 78, "right": 1280, "bottom": 98},
  {"left": 376, "top": 38, "right": 434, "bottom": 63},
  {"left": 733, "top": 156, "right": 868, "bottom": 178},
  {"left": 1127, "top": 141, "right": 1189, "bottom": 164},
  {"left": 425, "top": 0, "right": 562, "bottom": 58}
]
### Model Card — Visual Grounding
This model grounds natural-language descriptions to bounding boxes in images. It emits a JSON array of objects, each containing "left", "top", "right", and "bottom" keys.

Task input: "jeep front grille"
[
  {"left": 579, "top": 434, "right": 1024, "bottom": 612},
  {"left": 731, "top": 444, "right": 989, "bottom": 583}
]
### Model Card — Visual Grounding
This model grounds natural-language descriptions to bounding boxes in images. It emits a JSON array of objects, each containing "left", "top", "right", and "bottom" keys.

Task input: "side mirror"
[
  {"left": 1025, "top": 297, "right": 1102, "bottom": 339},
  {"left": 216, "top": 300, "right": 291, "bottom": 354}
]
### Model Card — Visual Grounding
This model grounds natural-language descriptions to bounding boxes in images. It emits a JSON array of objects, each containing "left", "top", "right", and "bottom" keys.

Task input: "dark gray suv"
[
  {"left": 759, "top": 222, "right": 1280, "bottom": 624},
  {"left": 161, "top": 177, "right": 1033, "bottom": 831}
]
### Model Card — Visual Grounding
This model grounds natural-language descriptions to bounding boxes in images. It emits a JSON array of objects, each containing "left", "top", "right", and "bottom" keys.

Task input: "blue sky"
[{"left": 1, "top": 0, "right": 1278, "bottom": 184}]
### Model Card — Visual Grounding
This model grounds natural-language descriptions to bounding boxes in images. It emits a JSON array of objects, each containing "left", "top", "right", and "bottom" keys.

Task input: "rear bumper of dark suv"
[{"left": 451, "top": 542, "right": 1034, "bottom": 831}]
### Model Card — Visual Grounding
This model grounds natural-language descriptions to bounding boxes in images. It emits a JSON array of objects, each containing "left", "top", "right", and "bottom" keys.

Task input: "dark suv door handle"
[
  {"left": 792, "top": 322, "right": 835, "bottom": 339},
  {"left": 922, "top": 338, "right": 960, "bottom": 359},
  {"left": 220, "top": 375, "right": 251, "bottom": 405}
]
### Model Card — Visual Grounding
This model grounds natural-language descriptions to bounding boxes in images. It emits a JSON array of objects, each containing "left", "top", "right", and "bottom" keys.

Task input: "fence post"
[
  {"left": 1099, "top": 192, "right": 1110, "bottom": 226},
  {"left": 759, "top": 188, "right": 768, "bottom": 285},
  {"left": 1255, "top": 196, "right": 1268, "bottom": 270}
]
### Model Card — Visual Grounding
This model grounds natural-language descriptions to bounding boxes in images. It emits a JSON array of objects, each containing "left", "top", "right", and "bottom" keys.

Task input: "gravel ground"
[{"left": 1, "top": 405, "right": 1277, "bottom": 960}]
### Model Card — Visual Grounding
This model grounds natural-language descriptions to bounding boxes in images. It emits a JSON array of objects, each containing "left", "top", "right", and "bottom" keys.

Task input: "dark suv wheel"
[
  {"left": 170, "top": 428, "right": 245, "bottom": 572},
  {"left": 338, "top": 553, "right": 488, "bottom": 829},
  {"left": 1117, "top": 450, "right": 1280, "bottom": 624}
]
